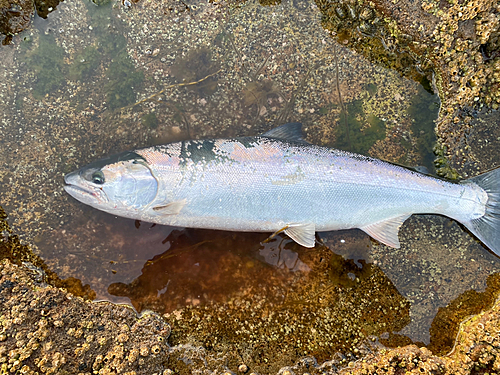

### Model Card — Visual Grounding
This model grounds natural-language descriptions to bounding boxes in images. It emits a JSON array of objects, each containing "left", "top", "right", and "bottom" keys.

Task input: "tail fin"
[{"left": 464, "top": 167, "right": 500, "bottom": 256}]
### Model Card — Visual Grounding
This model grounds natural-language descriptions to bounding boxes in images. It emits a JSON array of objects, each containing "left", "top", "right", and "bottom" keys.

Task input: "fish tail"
[{"left": 463, "top": 167, "right": 500, "bottom": 256}]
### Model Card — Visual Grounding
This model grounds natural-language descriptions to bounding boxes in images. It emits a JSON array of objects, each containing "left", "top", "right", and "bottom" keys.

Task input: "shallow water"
[{"left": 1, "top": 0, "right": 500, "bottom": 371}]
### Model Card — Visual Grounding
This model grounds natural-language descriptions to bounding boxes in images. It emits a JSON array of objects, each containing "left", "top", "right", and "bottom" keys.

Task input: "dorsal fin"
[{"left": 262, "top": 123, "right": 308, "bottom": 143}]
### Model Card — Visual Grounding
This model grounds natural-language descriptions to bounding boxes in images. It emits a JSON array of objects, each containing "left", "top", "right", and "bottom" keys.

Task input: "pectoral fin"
[
  {"left": 284, "top": 222, "right": 316, "bottom": 248},
  {"left": 152, "top": 199, "right": 187, "bottom": 215},
  {"left": 360, "top": 215, "right": 410, "bottom": 248}
]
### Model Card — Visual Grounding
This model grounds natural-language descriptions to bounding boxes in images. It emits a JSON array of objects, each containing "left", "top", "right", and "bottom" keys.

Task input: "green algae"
[
  {"left": 68, "top": 45, "right": 101, "bottom": 81},
  {"left": 142, "top": 112, "right": 159, "bottom": 129},
  {"left": 433, "top": 143, "right": 460, "bottom": 180},
  {"left": 334, "top": 99, "right": 386, "bottom": 154},
  {"left": 407, "top": 85, "right": 440, "bottom": 171},
  {"left": 32, "top": 1, "right": 145, "bottom": 110},
  {"left": 27, "top": 34, "right": 66, "bottom": 99},
  {"left": 365, "top": 83, "right": 378, "bottom": 97},
  {"left": 105, "top": 46, "right": 144, "bottom": 109},
  {"left": 83, "top": 2, "right": 145, "bottom": 109},
  {"left": 19, "top": 0, "right": 144, "bottom": 107}
]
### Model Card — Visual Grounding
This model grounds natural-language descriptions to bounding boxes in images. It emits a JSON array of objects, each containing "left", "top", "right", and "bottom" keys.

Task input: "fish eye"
[{"left": 91, "top": 171, "right": 105, "bottom": 185}]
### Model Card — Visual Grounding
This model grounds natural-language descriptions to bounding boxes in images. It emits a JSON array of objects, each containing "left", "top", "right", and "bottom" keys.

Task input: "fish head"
[{"left": 64, "top": 152, "right": 158, "bottom": 215}]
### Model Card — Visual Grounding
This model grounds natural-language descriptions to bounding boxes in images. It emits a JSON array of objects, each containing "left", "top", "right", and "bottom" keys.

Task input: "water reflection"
[
  {"left": 258, "top": 237, "right": 311, "bottom": 272},
  {"left": 108, "top": 230, "right": 312, "bottom": 312},
  {"left": 100, "top": 224, "right": 412, "bottom": 368},
  {"left": 36, "top": 210, "right": 177, "bottom": 303}
]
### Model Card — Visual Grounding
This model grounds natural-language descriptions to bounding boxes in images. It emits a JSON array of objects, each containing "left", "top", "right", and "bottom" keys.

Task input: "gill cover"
[{"left": 64, "top": 151, "right": 158, "bottom": 212}]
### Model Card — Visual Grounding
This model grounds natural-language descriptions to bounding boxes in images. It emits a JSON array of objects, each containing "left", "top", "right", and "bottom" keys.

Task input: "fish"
[{"left": 64, "top": 122, "right": 500, "bottom": 255}]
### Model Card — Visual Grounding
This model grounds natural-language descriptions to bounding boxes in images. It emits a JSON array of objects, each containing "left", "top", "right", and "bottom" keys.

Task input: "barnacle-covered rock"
[
  {"left": 312, "top": 0, "right": 500, "bottom": 176},
  {"left": 0, "top": 259, "right": 171, "bottom": 374}
]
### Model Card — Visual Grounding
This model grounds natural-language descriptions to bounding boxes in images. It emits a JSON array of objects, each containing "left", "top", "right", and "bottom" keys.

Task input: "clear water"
[{"left": 1, "top": 0, "right": 499, "bottom": 370}]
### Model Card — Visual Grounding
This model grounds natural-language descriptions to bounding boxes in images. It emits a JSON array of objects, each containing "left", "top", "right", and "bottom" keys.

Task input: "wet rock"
[
  {"left": 0, "top": 259, "right": 171, "bottom": 374},
  {"left": 33, "top": 0, "right": 62, "bottom": 19},
  {"left": 348, "top": 290, "right": 500, "bottom": 375},
  {"left": 2, "top": 256, "right": 500, "bottom": 374},
  {"left": 314, "top": 0, "right": 436, "bottom": 87},
  {"left": 428, "top": 273, "right": 500, "bottom": 355},
  {"left": 0, "top": 206, "right": 95, "bottom": 300},
  {"left": 435, "top": 107, "right": 500, "bottom": 178},
  {"left": 0, "top": 0, "right": 33, "bottom": 42}
]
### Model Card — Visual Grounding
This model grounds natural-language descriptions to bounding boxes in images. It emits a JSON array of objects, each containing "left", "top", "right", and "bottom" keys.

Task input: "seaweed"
[
  {"left": 27, "top": 33, "right": 67, "bottom": 98},
  {"left": 142, "top": 112, "right": 159, "bottom": 129},
  {"left": 407, "top": 84, "right": 440, "bottom": 172},
  {"left": 334, "top": 99, "right": 386, "bottom": 155}
]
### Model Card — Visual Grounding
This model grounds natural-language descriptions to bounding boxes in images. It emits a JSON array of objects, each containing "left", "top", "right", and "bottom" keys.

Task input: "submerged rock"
[
  {"left": 0, "top": 0, "right": 33, "bottom": 43},
  {"left": 313, "top": 0, "right": 500, "bottom": 178}
]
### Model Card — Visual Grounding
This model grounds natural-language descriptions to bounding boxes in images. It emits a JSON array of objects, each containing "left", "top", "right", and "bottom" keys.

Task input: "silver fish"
[{"left": 64, "top": 123, "right": 500, "bottom": 254}]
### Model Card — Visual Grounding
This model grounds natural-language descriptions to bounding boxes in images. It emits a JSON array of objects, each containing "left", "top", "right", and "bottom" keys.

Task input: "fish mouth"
[
  {"left": 64, "top": 171, "right": 108, "bottom": 204},
  {"left": 63, "top": 183, "right": 93, "bottom": 196}
]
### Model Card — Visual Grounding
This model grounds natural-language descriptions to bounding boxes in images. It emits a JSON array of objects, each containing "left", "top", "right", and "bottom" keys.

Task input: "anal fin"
[
  {"left": 284, "top": 222, "right": 316, "bottom": 248},
  {"left": 360, "top": 215, "right": 410, "bottom": 248}
]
